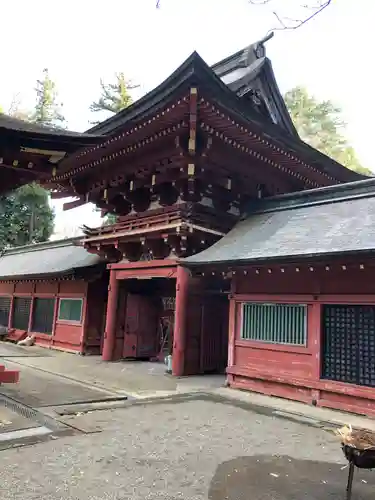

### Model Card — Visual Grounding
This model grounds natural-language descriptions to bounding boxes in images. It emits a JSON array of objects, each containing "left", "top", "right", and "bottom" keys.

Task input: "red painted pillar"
[
  {"left": 309, "top": 301, "right": 322, "bottom": 406},
  {"left": 102, "top": 270, "right": 119, "bottom": 361},
  {"left": 172, "top": 266, "right": 190, "bottom": 376},
  {"left": 226, "top": 276, "right": 237, "bottom": 385},
  {"left": 310, "top": 302, "right": 322, "bottom": 380}
]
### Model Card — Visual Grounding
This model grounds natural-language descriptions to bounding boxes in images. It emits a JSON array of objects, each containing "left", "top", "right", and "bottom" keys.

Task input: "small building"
[
  {"left": 184, "top": 178, "right": 375, "bottom": 417},
  {"left": 0, "top": 238, "right": 108, "bottom": 354},
  {"left": 43, "top": 37, "right": 363, "bottom": 378}
]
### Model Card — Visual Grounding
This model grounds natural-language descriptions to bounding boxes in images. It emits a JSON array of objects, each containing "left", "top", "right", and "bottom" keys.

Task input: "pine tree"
[
  {"left": 284, "top": 86, "right": 372, "bottom": 175},
  {"left": 0, "top": 183, "right": 54, "bottom": 250},
  {"left": 31, "top": 68, "right": 65, "bottom": 128},
  {"left": 0, "top": 74, "right": 59, "bottom": 250},
  {"left": 90, "top": 73, "right": 138, "bottom": 121}
]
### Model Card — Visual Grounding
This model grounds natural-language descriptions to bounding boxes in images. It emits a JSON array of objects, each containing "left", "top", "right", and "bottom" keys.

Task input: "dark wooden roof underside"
[
  {"left": 0, "top": 114, "right": 104, "bottom": 194},
  {"left": 53, "top": 51, "right": 364, "bottom": 186},
  {"left": 0, "top": 114, "right": 103, "bottom": 151}
]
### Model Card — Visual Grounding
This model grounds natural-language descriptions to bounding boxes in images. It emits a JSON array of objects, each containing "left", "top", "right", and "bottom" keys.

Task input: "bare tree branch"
[
  {"left": 155, "top": 0, "right": 332, "bottom": 30},
  {"left": 249, "top": 0, "right": 332, "bottom": 31}
]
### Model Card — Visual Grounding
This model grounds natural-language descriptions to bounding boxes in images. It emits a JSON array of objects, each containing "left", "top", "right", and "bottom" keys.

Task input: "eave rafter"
[
  {"left": 201, "top": 135, "right": 298, "bottom": 195},
  {"left": 50, "top": 93, "right": 191, "bottom": 181},
  {"left": 198, "top": 97, "right": 337, "bottom": 187},
  {"left": 46, "top": 121, "right": 189, "bottom": 195},
  {"left": 0, "top": 150, "right": 60, "bottom": 184},
  {"left": 83, "top": 220, "right": 223, "bottom": 262},
  {"left": 200, "top": 121, "right": 317, "bottom": 189}
]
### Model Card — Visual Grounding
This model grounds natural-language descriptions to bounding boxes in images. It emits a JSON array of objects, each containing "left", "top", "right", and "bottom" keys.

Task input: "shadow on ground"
[{"left": 209, "top": 455, "right": 374, "bottom": 499}]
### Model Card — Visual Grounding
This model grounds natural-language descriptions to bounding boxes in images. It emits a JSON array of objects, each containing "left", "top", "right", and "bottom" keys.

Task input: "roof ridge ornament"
[{"left": 243, "top": 31, "right": 274, "bottom": 66}]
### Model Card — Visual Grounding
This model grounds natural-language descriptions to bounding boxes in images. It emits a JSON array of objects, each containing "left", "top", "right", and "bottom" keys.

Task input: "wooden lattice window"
[
  {"left": 32, "top": 298, "right": 55, "bottom": 335},
  {"left": 12, "top": 297, "right": 32, "bottom": 331},
  {"left": 241, "top": 303, "right": 307, "bottom": 346},
  {"left": 58, "top": 298, "right": 83, "bottom": 323},
  {"left": 0, "top": 296, "right": 11, "bottom": 327},
  {"left": 322, "top": 304, "right": 375, "bottom": 387}
]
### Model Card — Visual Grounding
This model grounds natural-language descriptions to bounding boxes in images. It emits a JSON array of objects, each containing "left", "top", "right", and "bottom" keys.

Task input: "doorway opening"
[
  {"left": 114, "top": 272, "right": 230, "bottom": 376},
  {"left": 117, "top": 277, "right": 175, "bottom": 362}
]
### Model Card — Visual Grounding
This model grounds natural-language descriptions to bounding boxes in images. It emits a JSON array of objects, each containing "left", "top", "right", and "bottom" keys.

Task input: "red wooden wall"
[
  {"left": 184, "top": 276, "right": 229, "bottom": 376},
  {"left": 0, "top": 277, "right": 106, "bottom": 354},
  {"left": 227, "top": 261, "right": 375, "bottom": 417}
]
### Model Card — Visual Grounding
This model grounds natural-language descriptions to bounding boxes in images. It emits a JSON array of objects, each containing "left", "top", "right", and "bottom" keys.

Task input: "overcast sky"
[{"left": 1, "top": 0, "right": 372, "bottom": 237}]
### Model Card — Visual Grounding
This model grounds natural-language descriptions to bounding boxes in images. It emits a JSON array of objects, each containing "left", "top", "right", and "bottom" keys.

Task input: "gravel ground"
[{"left": 0, "top": 398, "right": 374, "bottom": 499}]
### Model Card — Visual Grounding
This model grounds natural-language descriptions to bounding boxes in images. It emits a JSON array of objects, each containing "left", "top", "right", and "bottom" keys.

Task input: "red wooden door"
[
  {"left": 200, "top": 295, "right": 229, "bottom": 373},
  {"left": 123, "top": 294, "right": 139, "bottom": 358},
  {"left": 137, "top": 297, "right": 159, "bottom": 358},
  {"left": 123, "top": 294, "right": 159, "bottom": 359}
]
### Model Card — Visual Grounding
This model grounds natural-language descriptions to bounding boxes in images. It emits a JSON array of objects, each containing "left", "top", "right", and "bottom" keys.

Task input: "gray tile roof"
[
  {"left": 0, "top": 114, "right": 100, "bottom": 139},
  {"left": 184, "top": 178, "right": 375, "bottom": 266},
  {"left": 0, "top": 238, "right": 101, "bottom": 280}
]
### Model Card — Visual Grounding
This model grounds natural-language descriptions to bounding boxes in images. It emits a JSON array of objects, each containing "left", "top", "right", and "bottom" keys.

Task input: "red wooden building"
[
  {"left": 44, "top": 37, "right": 363, "bottom": 378},
  {"left": 184, "top": 178, "right": 375, "bottom": 416},
  {"left": 0, "top": 238, "right": 108, "bottom": 354},
  {"left": 0, "top": 115, "right": 102, "bottom": 384}
]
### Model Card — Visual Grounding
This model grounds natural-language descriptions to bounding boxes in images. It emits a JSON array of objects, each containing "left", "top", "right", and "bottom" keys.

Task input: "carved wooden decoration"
[
  {"left": 156, "top": 182, "right": 179, "bottom": 207},
  {"left": 132, "top": 187, "right": 152, "bottom": 213},
  {"left": 118, "top": 242, "right": 143, "bottom": 262},
  {"left": 147, "top": 239, "right": 170, "bottom": 260}
]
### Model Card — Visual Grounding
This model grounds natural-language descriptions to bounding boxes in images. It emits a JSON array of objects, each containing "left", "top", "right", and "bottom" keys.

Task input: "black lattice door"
[
  {"left": 322, "top": 305, "right": 375, "bottom": 387},
  {"left": 12, "top": 297, "right": 32, "bottom": 331}
]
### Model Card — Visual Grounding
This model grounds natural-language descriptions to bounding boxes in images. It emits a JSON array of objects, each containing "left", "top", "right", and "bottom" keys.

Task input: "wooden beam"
[
  {"left": 50, "top": 190, "right": 71, "bottom": 199},
  {"left": 63, "top": 197, "right": 86, "bottom": 211},
  {"left": 0, "top": 162, "right": 46, "bottom": 176}
]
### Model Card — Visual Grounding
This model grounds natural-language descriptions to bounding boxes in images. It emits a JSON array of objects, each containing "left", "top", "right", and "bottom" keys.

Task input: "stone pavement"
[
  {"left": 213, "top": 388, "right": 375, "bottom": 433},
  {"left": 0, "top": 359, "right": 127, "bottom": 408},
  {"left": 0, "top": 344, "right": 225, "bottom": 398},
  {"left": 1, "top": 342, "right": 375, "bottom": 498},
  {"left": 0, "top": 398, "right": 374, "bottom": 499},
  {"left": 2, "top": 342, "right": 375, "bottom": 433}
]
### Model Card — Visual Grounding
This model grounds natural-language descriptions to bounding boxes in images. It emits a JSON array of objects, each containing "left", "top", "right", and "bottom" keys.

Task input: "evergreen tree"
[
  {"left": 102, "top": 213, "right": 118, "bottom": 226},
  {"left": 8, "top": 94, "right": 31, "bottom": 121},
  {"left": 284, "top": 86, "right": 372, "bottom": 175},
  {"left": 0, "top": 183, "right": 54, "bottom": 251},
  {"left": 90, "top": 73, "right": 138, "bottom": 122},
  {"left": 0, "top": 72, "right": 60, "bottom": 250},
  {"left": 31, "top": 68, "right": 65, "bottom": 128}
]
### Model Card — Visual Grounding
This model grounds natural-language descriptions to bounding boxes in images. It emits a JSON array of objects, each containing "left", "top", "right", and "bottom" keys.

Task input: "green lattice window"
[
  {"left": 32, "top": 298, "right": 55, "bottom": 334},
  {"left": 58, "top": 298, "right": 83, "bottom": 323},
  {"left": 241, "top": 303, "right": 307, "bottom": 346}
]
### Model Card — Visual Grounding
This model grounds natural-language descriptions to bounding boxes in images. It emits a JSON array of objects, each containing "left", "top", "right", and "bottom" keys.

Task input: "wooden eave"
[
  {"left": 47, "top": 105, "right": 190, "bottom": 186},
  {"left": 0, "top": 116, "right": 104, "bottom": 194},
  {"left": 82, "top": 204, "right": 233, "bottom": 245},
  {"left": 44, "top": 51, "right": 364, "bottom": 195},
  {"left": 0, "top": 264, "right": 105, "bottom": 283},
  {"left": 84, "top": 221, "right": 224, "bottom": 245},
  {"left": 197, "top": 96, "right": 362, "bottom": 187},
  {"left": 0, "top": 116, "right": 104, "bottom": 151}
]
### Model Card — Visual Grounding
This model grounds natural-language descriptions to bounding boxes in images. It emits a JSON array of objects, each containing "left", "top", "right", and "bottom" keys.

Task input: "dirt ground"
[{"left": 0, "top": 397, "right": 374, "bottom": 500}]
